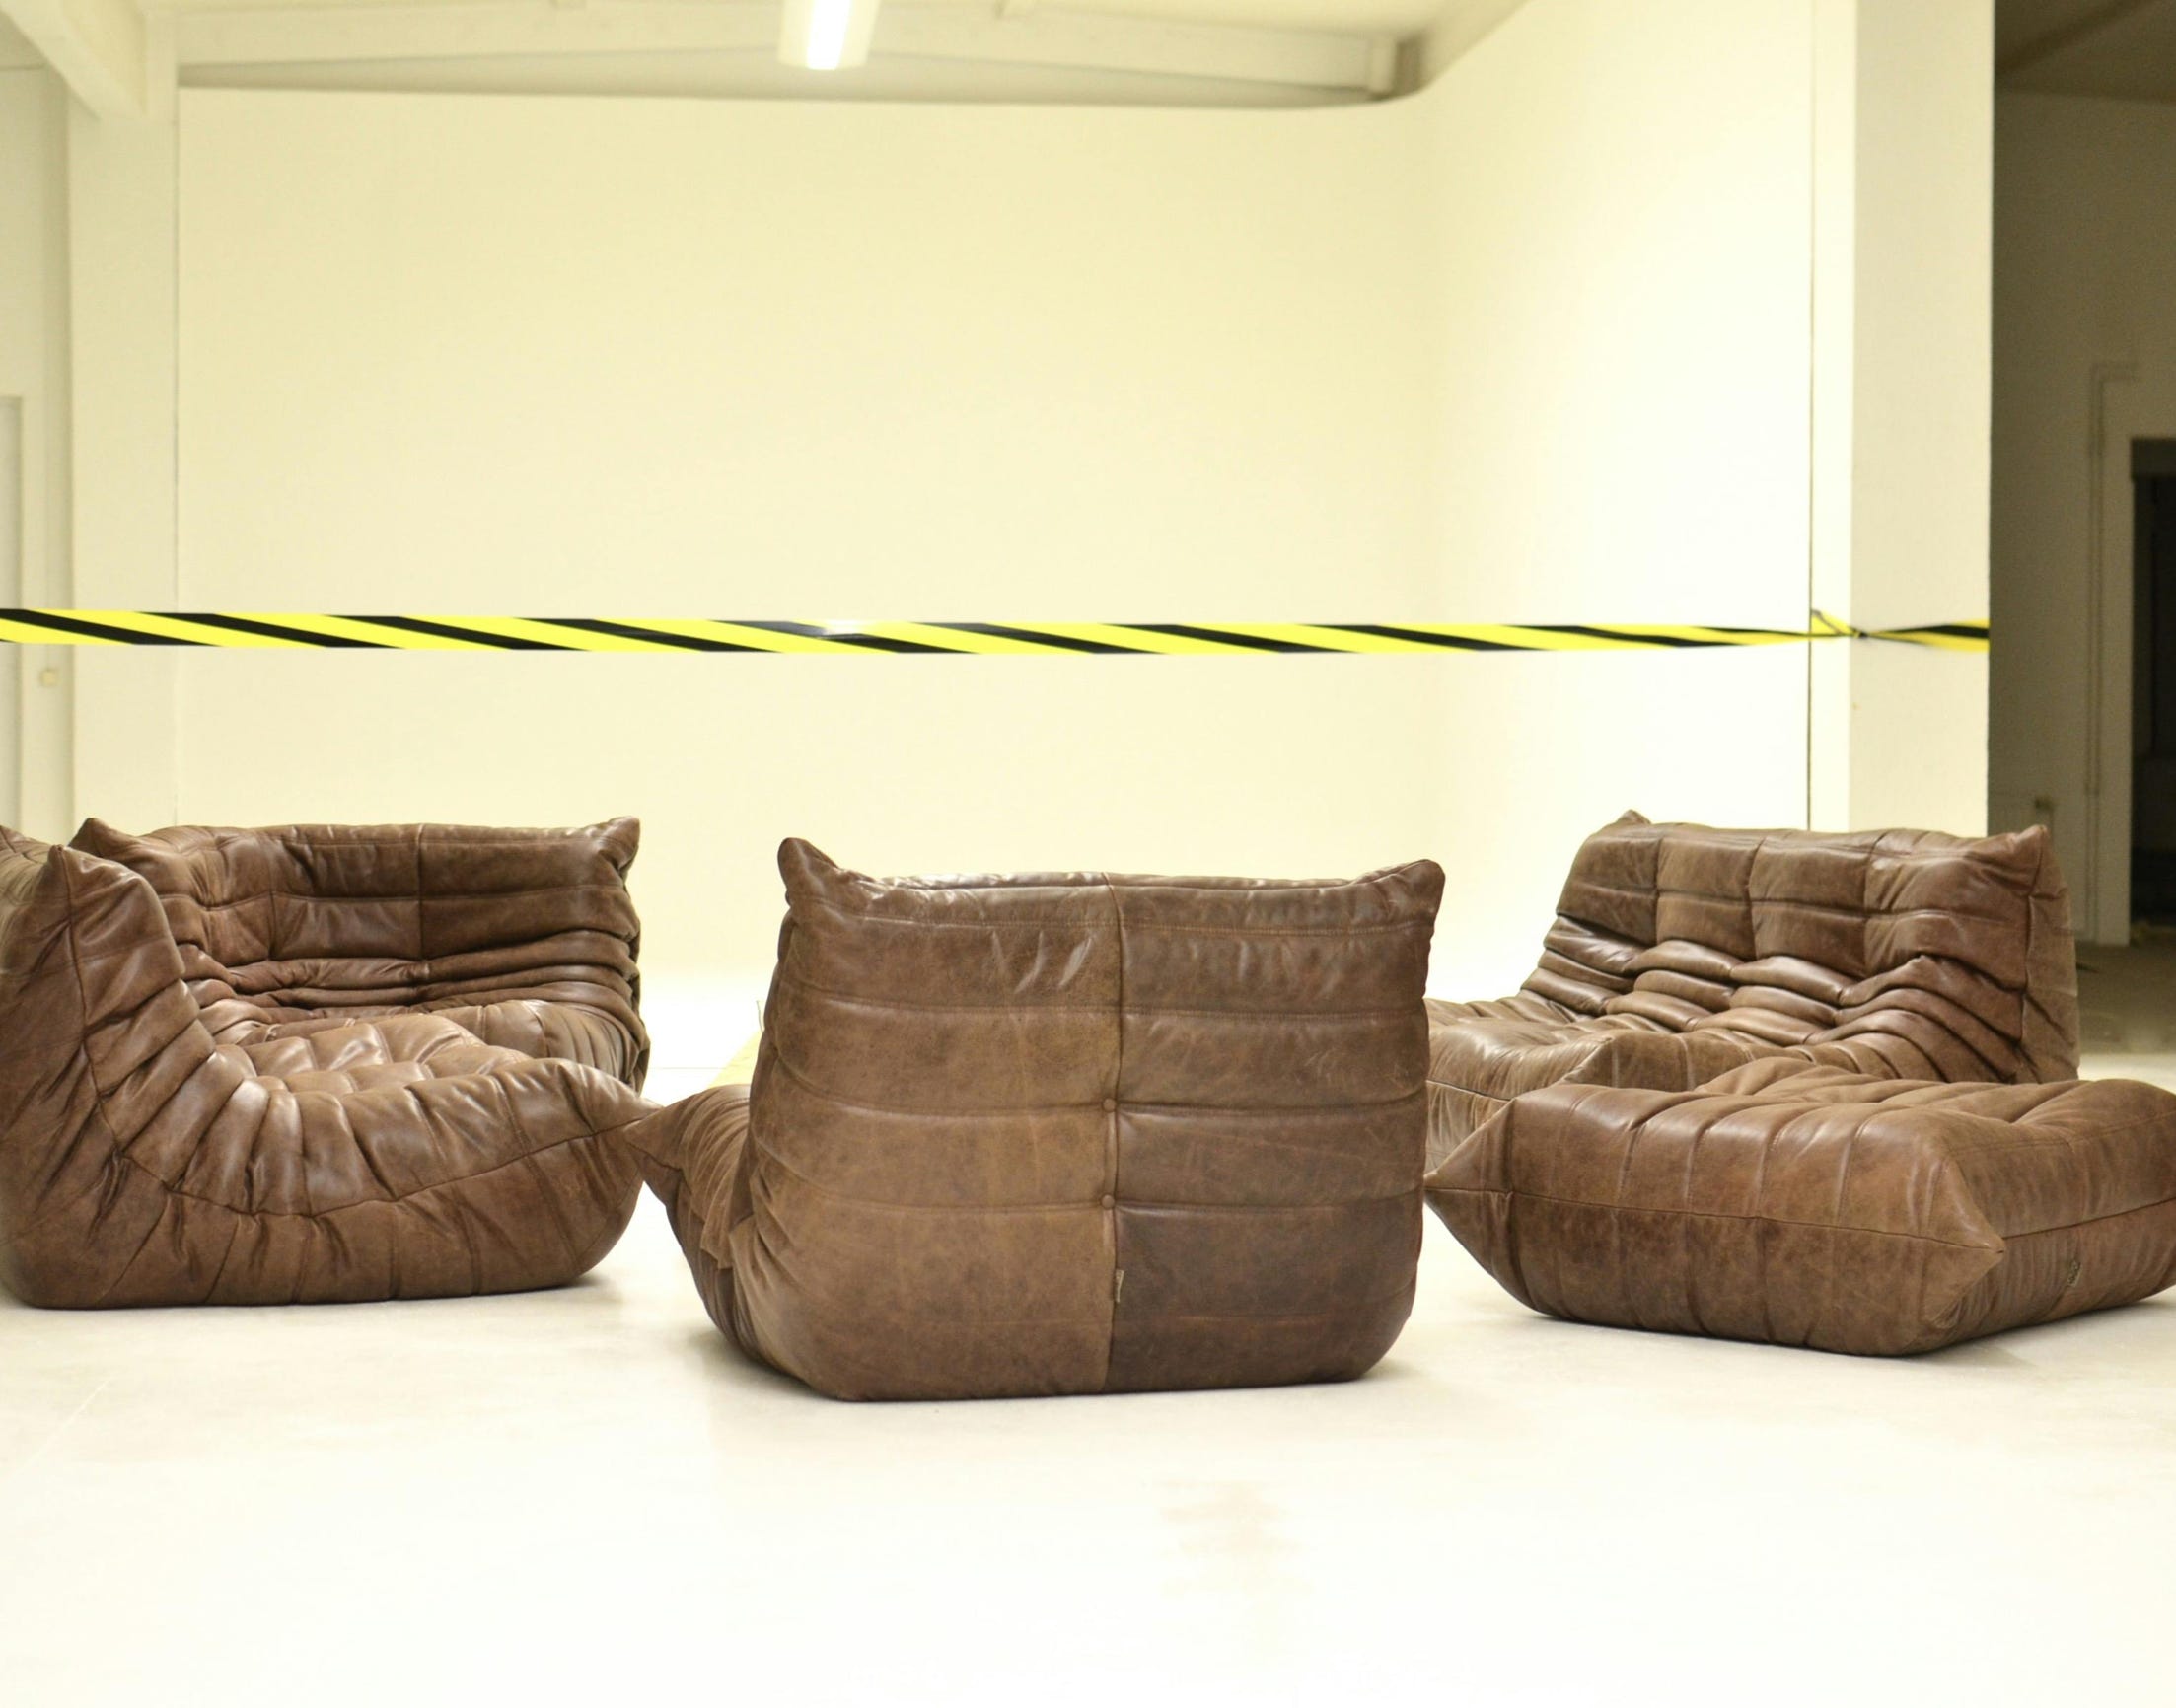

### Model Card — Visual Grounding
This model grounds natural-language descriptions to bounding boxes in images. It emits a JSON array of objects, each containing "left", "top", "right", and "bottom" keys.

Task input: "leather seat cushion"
[
  {"left": 1424, "top": 993, "right": 1768, "bottom": 1169},
  {"left": 1426, "top": 1059, "right": 2176, "bottom": 1355},
  {"left": 218, "top": 998, "right": 635, "bottom": 1080}
]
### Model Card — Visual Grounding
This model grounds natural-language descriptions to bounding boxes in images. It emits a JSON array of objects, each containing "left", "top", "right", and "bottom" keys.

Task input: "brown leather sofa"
[
  {"left": 1427, "top": 1059, "right": 2176, "bottom": 1355},
  {"left": 0, "top": 821, "right": 653, "bottom": 1309},
  {"left": 1425, "top": 813, "right": 2079, "bottom": 1169},
  {"left": 624, "top": 839, "right": 1444, "bottom": 1401}
]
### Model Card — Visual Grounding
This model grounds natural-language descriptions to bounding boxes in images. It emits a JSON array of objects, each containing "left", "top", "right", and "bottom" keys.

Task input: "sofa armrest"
[{"left": 399, "top": 818, "right": 648, "bottom": 1078}]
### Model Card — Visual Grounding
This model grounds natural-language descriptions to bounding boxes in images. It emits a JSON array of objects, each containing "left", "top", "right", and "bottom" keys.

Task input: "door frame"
[{"left": 2083, "top": 363, "right": 2176, "bottom": 944}]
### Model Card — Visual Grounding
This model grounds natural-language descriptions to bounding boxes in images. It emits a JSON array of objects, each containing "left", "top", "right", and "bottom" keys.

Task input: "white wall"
[
  {"left": 70, "top": 70, "right": 183, "bottom": 842},
  {"left": 1811, "top": 0, "right": 1992, "bottom": 838},
  {"left": 1418, "top": 0, "right": 1813, "bottom": 627},
  {"left": 0, "top": 0, "right": 1994, "bottom": 1068},
  {"left": 170, "top": 0, "right": 1834, "bottom": 1059},
  {"left": 1992, "top": 92, "right": 2176, "bottom": 942},
  {"left": 1404, "top": 0, "right": 1818, "bottom": 990},
  {"left": 0, "top": 69, "right": 73, "bottom": 839},
  {"left": 180, "top": 90, "right": 1437, "bottom": 615}
]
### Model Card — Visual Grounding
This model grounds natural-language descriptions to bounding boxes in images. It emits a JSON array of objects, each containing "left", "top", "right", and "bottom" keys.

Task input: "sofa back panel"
[
  {"left": 1552, "top": 816, "right": 1663, "bottom": 947},
  {"left": 741, "top": 838, "right": 1442, "bottom": 1399},
  {"left": 1862, "top": 851, "right": 2036, "bottom": 990},
  {"left": 1116, "top": 1100, "right": 1422, "bottom": 1207},
  {"left": 766, "top": 965, "right": 1121, "bottom": 1114},
  {"left": 755, "top": 1063, "right": 1112, "bottom": 1208},
  {"left": 218, "top": 897, "right": 418, "bottom": 967},
  {"left": 1532, "top": 812, "right": 2081, "bottom": 1084},
  {"left": 1122, "top": 1008, "right": 1427, "bottom": 1112},
  {"left": 1652, "top": 829, "right": 1764, "bottom": 961},
  {"left": 1117, "top": 903, "right": 1433, "bottom": 1011},
  {"left": 70, "top": 818, "right": 643, "bottom": 1037}
]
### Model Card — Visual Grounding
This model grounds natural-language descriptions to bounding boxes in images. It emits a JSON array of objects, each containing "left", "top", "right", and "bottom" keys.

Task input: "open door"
[{"left": 2135, "top": 441, "right": 2176, "bottom": 926}]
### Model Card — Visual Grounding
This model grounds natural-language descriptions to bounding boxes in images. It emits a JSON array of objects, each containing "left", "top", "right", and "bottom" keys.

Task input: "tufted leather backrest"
[
  {"left": 69, "top": 818, "right": 645, "bottom": 1072},
  {"left": 1522, "top": 812, "right": 2079, "bottom": 1083},
  {"left": 739, "top": 838, "right": 1444, "bottom": 1399}
]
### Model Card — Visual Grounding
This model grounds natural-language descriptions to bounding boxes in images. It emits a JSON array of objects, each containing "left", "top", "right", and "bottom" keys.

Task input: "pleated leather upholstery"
[
  {"left": 70, "top": 817, "right": 648, "bottom": 1087},
  {"left": 0, "top": 827, "right": 648, "bottom": 1309},
  {"left": 1426, "top": 1059, "right": 2176, "bottom": 1355},
  {"left": 1426, "top": 813, "right": 2079, "bottom": 1167},
  {"left": 626, "top": 838, "right": 1443, "bottom": 1401}
]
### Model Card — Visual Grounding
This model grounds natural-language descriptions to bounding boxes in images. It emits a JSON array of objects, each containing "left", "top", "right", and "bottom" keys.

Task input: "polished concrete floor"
[
  {"left": 6, "top": 964, "right": 2176, "bottom": 1705},
  {"left": 2079, "top": 932, "right": 2176, "bottom": 1089}
]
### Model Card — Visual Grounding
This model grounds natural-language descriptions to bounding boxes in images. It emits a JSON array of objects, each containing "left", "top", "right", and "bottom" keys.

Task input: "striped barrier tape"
[{"left": 0, "top": 612, "right": 1989, "bottom": 655}]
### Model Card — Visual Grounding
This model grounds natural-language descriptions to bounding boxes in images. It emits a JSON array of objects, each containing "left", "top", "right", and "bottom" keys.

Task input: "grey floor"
[
  {"left": 2079, "top": 932, "right": 2176, "bottom": 1090},
  {"left": 3, "top": 968, "right": 2175, "bottom": 1706}
]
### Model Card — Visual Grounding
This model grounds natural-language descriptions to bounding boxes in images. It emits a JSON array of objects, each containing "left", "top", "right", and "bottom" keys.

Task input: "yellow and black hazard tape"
[{"left": 0, "top": 611, "right": 1990, "bottom": 655}]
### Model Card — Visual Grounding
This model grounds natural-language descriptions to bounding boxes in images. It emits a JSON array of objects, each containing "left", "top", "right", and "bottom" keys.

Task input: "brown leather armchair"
[
  {"left": 1425, "top": 813, "right": 2080, "bottom": 1168},
  {"left": 625, "top": 839, "right": 1445, "bottom": 1401},
  {"left": 0, "top": 821, "right": 652, "bottom": 1309}
]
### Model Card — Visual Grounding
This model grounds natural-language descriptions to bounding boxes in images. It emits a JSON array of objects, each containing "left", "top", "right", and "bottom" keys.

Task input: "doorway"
[{"left": 2133, "top": 441, "right": 2176, "bottom": 924}]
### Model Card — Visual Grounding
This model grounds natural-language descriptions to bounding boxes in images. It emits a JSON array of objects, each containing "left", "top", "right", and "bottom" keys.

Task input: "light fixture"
[{"left": 779, "top": 0, "right": 882, "bottom": 71}]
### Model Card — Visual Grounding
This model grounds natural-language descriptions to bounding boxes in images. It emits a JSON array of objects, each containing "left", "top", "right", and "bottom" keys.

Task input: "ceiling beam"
[
  {"left": 0, "top": 0, "right": 147, "bottom": 116},
  {"left": 880, "top": 5, "right": 1392, "bottom": 92},
  {"left": 1414, "top": 0, "right": 1532, "bottom": 86},
  {"left": 180, "top": 1, "right": 775, "bottom": 69},
  {"left": 178, "top": 0, "right": 1392, "bottom": 95}
]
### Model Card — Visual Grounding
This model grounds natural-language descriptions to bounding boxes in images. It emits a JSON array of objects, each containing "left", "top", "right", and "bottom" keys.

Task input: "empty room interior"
[{"left": 3, "top": 0, "right": 2175, "bottom": 1702}]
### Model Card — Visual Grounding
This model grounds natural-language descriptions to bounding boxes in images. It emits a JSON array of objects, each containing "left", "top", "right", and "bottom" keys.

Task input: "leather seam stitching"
[
  {"left": 774, "top": 971, "right": 1414, "bottom": 1021},
  {"left": 788, "top": 894, "right": 1426, "bottom": 937}
]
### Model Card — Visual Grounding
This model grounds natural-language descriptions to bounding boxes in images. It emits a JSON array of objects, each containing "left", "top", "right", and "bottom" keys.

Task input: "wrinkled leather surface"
[
  {"left": 0, "top": 826, "right": 649, "bottom": 1308},
  {"left": 1427, "top": 1059, "right": 2176, "bottom": 1354},
  {"left": 1426, "top": 813, "right": 2079, "bottom": 1168},
  {"left": 625, "top": 839, "right": 1444, "bottom": 1401},
  {"left": 70, "top": 817, "right": 649, "bottom": 1088}
]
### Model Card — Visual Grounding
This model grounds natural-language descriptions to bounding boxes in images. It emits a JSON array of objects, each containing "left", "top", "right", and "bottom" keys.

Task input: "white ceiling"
[
  {"left": 0, "top": 15, "right": 37, "bottom": 65},
  {"left": 2000, "top": 0, "right": 2176, "bottom": 103},
  {"left": 139, "top": 0, "right": 1467, "bottom": 110},
  {"left": 143, "top": 0, "right": 1448, "bottom": 29},
  {"left": 3, "top": 0, "right": 1493, "bottom": 116},
  {"left": 952, "top": 1, "right": 1447, "bottom": 30}
]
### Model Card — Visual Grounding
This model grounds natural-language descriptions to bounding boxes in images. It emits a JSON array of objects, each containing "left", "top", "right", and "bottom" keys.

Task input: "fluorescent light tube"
[{"left": 780, "top": 0, "right": 881, "bottom": 71}]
